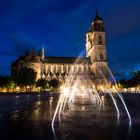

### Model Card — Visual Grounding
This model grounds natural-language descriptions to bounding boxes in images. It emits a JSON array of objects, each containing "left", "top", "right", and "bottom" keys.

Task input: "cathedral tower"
[{"left": 86, "top": 10, "right": 109, "bottom": 85}]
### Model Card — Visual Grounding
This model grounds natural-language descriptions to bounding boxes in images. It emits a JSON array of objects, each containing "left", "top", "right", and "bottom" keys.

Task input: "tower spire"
[
  {"left": 94, "top": 9, "right": 101, "bottom": 20},
  {"left": 88, "top": 10, "right": 104, "bottom": 32},
  {"left": 41, "top": 46, "right": 45, "bottom": 61}
]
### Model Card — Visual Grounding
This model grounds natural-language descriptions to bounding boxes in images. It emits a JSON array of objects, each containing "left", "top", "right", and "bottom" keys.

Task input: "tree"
[
  {"left": 128, "top": 71, "right": 140, "bottom": 87},
  {"left": 36, "top": 79, "right": 49, "bottom": 92},
  {"left": 119, "top": 71, "right": 140, "bottom": 88},
  {"left": 49, "top": 79, "right": 60, "bottom": 89},
  {"left": 6, "top": 77, "right": 16, "bottom": 92},
  {"left": 0, "top": 76, "right": 7, "bottom": 88},
  {"left": 118, "top": 79, "right": 128, "bottom": 88},
  {"left": 0, "top": 76, "right": 16, "bottom": 92},
  {"left": 15, "top": 67, "right": 37, "bottom": 91}
]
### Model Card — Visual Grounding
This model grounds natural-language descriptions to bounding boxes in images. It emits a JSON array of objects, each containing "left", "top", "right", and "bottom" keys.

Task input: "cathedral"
[{"left": 11, "top": 11, "right": 109, "bottom": 88}]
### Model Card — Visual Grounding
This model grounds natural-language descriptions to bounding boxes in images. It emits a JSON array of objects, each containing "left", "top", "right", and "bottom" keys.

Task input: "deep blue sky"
[{"left": 0, "top": 0, "right": 140, "bottom": 79}]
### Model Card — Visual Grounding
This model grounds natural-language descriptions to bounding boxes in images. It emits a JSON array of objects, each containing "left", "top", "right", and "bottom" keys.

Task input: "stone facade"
[{"left": 11, "top": 11, "right": 109, "bottom": 87}]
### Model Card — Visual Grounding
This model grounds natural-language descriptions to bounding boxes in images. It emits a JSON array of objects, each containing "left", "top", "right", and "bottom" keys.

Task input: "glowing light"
[
  {"left": 16, "top": 96, "right": 19, "bottom": 98},
  {"left": 62, "top": 88, "right": 69, "bottom": 96}
]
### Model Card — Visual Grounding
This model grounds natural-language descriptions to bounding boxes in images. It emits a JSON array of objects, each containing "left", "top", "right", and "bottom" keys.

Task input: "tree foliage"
[
  {"left": 0, "top": 76, "right": 8, "bottom": 88},
  {"left": 6, "top": 78, "right": 16, "bottom": 89},
  {"left": 49, "top": 79, "right": 60, "bottom": 89},
  {"left": 15, "top": 67, "right": 37, "bottom": 86},
  {"left": 119, "top": 79, "right": 128, "bottom": 88},
  {"left": 36, "top": 79, "right": 49, "bottom": 91},
  {"left": 128, "top": 71, "right": 140, "bottom": 87},
  {"left": 36, "top": 78, "right": 60, "bottom": 91},
  {"left": 119, "top": 71, "right": 140, "bottom": 88},
  {"left": 0, "top": 76, "right": 16, "bottom": 92}
]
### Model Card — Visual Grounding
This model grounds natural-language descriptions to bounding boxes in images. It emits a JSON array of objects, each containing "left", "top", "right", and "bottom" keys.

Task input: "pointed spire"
[
  {"left": 41, "top": 46, "right": 45, "bottom": 60},
  {"left": 42, "top": 46, "right": 44, "bottom": 53},
  {"left": 94, "top": 9, "right": 102, "bottom": 20}
]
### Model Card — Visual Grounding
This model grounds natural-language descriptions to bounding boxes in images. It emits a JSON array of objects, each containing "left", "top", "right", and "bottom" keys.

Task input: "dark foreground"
[{"left": 0, "top": 93, "right": 140, "bottom": 140}]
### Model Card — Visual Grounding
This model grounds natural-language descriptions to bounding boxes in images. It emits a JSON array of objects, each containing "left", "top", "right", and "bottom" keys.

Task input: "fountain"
[{"left": 51, "top": 55, "right": 132, "bottom": 139}]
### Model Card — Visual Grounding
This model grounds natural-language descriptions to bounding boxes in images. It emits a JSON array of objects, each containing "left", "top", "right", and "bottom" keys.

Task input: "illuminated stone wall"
[{"left": 39, "top": 63, "right": 91, "bottom": 82}]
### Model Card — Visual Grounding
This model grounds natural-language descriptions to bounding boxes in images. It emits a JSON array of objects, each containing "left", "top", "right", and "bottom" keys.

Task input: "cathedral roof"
[{"left": 43, "top": 56, "right": 91, "bottom": 64}]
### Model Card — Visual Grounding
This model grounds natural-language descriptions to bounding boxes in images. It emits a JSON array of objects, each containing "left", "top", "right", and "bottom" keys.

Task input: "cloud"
[
  {"left": 0, "top": 32, "right": 42, "bottom": 57},
  {"left": 10, "top": 32, "right": 41, "bottom": 55},
  {"left": 109, "top": 62, "right": 140, "bottom": 81}
]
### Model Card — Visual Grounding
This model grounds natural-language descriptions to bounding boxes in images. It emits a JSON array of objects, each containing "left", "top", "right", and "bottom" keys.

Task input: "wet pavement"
[{"left": 0, "top": 93, "right": 140, "bottom": 140}]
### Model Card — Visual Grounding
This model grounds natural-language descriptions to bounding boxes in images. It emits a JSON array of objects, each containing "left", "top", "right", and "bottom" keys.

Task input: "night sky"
[{"left": 0, "top": 0, "right": 140, "bottom": 80}]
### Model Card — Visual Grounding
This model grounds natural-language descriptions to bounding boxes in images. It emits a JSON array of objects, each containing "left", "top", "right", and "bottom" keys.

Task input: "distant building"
[{"left": 11, "top": 11, "right": 109, "bottom": 87}]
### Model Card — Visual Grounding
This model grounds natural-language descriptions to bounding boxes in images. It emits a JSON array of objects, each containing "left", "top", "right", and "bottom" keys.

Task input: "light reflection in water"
[
  {"left": 0, "top": 94, "right": 139, "bottom": 140},
  {"left": 32, "top": 101, "right": 42, "bottom": 121},
  {"left": 49, "top": 97, "right": 54, "bottom": 119}
]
